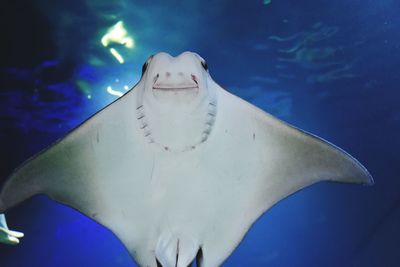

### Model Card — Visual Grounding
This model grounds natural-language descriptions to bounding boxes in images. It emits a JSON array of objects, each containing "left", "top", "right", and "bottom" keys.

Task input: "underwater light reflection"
[
  {"left": 101, "top": 20, "right": 134, "bottom": 64},
  {"left": 101, "top": 21, "right": 134, "bottom": 48},
  {"left": 106, "top": 86, "right": 124, "bottom": 97},
  {"left": 109, "top": 48, "right": 125, "bottom": 64}
]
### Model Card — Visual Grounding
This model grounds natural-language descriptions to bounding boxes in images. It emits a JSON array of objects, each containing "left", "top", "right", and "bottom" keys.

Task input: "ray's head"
[
  {"left": 136, "top": 52, "right": 217, "bottom": 151},
  {"left": 140, "top": 52, "right": 212, "bottom": 106}
]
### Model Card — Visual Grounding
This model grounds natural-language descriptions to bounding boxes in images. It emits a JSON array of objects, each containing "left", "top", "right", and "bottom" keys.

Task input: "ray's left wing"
[{"left": 0, "top": 85, "right": 155, "bottom": 247}]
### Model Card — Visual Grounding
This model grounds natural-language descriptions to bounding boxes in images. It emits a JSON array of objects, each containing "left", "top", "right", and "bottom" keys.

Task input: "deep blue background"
[{"left": 0, "top": 0, "right": 399, "bottom": 266}]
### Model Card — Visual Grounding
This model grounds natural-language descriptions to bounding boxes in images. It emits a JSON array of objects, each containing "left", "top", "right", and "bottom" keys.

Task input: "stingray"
[{"left": 0, "top": 52, "right": 373, "bottom": 267}]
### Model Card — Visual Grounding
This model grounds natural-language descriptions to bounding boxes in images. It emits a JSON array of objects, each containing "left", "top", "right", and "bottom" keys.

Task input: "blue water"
[{"left": 0, "top": 0, "right": 399, "bottom": 266}]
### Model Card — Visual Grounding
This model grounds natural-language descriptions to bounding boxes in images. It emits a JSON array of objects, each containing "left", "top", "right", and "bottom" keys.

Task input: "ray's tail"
[{"left": 155, "top": 233, "right": 203, "bottom": 267}]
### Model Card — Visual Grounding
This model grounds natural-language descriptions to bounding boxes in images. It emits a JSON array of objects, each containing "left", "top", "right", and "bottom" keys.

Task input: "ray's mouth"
[
  {"left": 152, "top": 74, "right": 199, "bottom": 91},
  {"left": 152, "top": 85, "right": 199, "bottom": 91}
]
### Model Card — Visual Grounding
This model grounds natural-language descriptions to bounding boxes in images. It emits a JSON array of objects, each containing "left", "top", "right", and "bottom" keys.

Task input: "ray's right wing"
[
  {"left": 220, "top": 87, "right": 373, "bottom": 214},
  {"left": 197, "top": 86, "right": 373, "bottom": 267}
]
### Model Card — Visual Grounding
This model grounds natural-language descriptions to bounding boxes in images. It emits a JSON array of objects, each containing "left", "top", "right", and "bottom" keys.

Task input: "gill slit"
[{"left": 136, "top": 100, "right": 217, "bottom": 153}]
